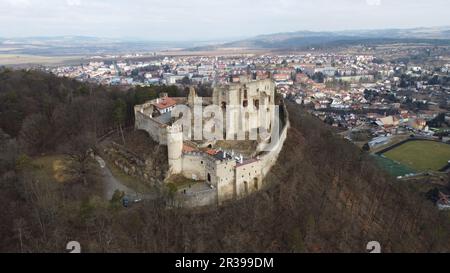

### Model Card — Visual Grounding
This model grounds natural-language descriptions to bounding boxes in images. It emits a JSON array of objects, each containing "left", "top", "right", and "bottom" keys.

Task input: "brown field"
[{"left": 0, "top": 54, "right": 82, "bottom": 66}]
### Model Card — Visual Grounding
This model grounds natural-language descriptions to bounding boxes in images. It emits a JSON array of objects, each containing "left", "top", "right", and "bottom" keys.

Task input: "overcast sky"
[{"left": 1, "top": 0, "right": 449, "bottom": 41}]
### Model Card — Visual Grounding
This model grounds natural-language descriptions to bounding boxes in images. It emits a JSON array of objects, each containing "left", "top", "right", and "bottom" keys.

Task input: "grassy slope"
[{"left": 32, "top": 155, "right": 70, "bottom": 183}]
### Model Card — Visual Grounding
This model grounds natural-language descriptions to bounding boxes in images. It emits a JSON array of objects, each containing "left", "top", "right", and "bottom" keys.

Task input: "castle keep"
[{"left": 134, "top": 78, "right": 289, "bottom": 206}]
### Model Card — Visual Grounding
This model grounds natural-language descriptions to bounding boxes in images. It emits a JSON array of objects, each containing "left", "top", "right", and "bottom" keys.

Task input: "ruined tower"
[
  {"left": 167, "top": 124, "right": 183, "bottom": 174},
  {"left": 188, "top": 86, "right": 197, "bottom": 107}
]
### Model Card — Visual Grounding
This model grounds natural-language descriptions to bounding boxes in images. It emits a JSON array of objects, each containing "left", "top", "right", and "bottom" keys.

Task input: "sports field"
[
  {"left": 383, "top": 140, "right": 450, "bottom": 171},
  {"left": 372, "top": 155, "right": 416, "bottom": 177}
]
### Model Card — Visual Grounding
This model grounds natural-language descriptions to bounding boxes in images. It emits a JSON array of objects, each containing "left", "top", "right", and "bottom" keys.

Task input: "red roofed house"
[
  {"left": 273, "top": 73, "right": 290, "bottom": 81},
  {"left": 152, "top": 94, "right": 177, "bottom": 114}
]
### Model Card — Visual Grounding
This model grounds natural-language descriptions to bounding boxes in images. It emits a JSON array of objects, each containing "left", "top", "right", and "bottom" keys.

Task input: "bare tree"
[{"left": 60, "top": 133, "right": 97, "bottom": 186}]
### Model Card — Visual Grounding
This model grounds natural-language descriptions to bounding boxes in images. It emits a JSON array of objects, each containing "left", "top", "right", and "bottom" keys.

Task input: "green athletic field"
[{"left": 383, "top": 140, "right": 450, "bottom": 172}]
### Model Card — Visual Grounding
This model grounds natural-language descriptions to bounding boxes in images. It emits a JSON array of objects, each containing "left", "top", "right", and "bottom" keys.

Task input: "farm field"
[{"left": 0, "top": 54, "right": 81, "bottom": 66}]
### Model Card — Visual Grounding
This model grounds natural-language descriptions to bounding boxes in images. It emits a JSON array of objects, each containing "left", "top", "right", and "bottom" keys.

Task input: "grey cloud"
[{"left": 0, "top": 0, "right": 449, "bottom": 40}]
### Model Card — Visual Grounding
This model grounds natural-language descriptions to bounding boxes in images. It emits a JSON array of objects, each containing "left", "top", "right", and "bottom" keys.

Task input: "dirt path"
[{"left": 95, "top": 156, "right": 157, "bottom": 201}]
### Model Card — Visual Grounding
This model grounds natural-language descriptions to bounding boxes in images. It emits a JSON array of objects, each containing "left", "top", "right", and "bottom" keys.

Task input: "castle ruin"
[{"left": 134, "top": 77, "right": 289, "bottom": 206}]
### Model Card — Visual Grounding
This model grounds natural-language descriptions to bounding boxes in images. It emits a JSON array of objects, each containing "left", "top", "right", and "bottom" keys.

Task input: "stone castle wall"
[
  {"left": 135, "top": 111, "right": 168, "bottom": 145},
  {"left": 181, "top": 153, "right": 207, "bottom": 180},
  {"left": 235, "top": 160, "right": 262, "bottom": 197},
  {"left": 259, "top": 105, "right": 290, "bottom": 178},
  {"left": 213, "top": 79, "right": 276, "bottom": 138},
  {"left": 176, "top": 187, "right": 217, "bottom": 208},
  {"left": 215, "top": 159, "right": 237, "bottom": 204}
]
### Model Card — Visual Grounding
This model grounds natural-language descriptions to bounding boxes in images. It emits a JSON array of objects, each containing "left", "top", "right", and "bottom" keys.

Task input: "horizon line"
[{"left": 1, "top": 25, "right": 449, "bottom": 42}]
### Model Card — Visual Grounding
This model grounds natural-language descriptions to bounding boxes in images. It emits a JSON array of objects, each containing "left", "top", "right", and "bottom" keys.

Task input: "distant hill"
[{"left": 188, "top": 26, "right": 450, "bottom": 51}]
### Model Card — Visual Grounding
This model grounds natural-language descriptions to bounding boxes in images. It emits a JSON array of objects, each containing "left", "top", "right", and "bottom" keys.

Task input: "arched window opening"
[
  {"left": 254, "top": 177, "right": 258, "bottom": 190},
  {"left": 254, "top": 99, "right": 259, "bottom": 110}
]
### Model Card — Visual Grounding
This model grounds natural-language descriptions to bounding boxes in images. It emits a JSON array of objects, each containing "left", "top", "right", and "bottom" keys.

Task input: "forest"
[{"left": 1, "top": 68, "right": 450, "bottom": 252}]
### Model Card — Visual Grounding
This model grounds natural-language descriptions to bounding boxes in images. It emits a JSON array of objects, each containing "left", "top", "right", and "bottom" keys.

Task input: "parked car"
[{"left": 122, "top": 196, "right": 130, "bottom": 208}]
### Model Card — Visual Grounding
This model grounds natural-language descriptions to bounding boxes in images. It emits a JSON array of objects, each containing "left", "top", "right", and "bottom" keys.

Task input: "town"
[
  {"left": 47, "top": 48, "right": 450, "bottom": 142},
  {"left": 43, "top": 44, "right": 450, "bottom": 209}
]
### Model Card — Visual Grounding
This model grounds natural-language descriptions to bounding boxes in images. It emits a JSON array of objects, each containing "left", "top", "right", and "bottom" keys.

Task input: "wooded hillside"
[{"left": 0, "top": 69, "right": 449, "bottom": 252}]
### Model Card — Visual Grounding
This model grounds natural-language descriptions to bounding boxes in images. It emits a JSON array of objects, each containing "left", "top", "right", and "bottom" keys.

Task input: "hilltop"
[
  {"left": 0, "top": 70, "right": 449, "bottom": 252},
  {"left": 189, "top": 26, "right": 450, "bottom": 51}
]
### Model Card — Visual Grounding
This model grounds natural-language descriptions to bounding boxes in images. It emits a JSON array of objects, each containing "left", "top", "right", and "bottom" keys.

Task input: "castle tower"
[
  {"left": 167, "top": 124, "right": 183, "bottom": 174},
  {"left": 227, "top": 87, "right": 240, "bottom": 138},
  {"left": 188, "top": 86, "right": 197, "bottom": 107}
]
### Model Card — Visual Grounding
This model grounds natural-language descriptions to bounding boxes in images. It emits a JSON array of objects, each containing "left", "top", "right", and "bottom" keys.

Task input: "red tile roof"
[
  {"left": 154, "top": 97, "right": 177, "bottom": 110},
  {"left": 182, "top": 144, "right": 196, "bottom": 153},
  {"left": 206, "top": 149, "right": 218, "bottom": 156}
]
